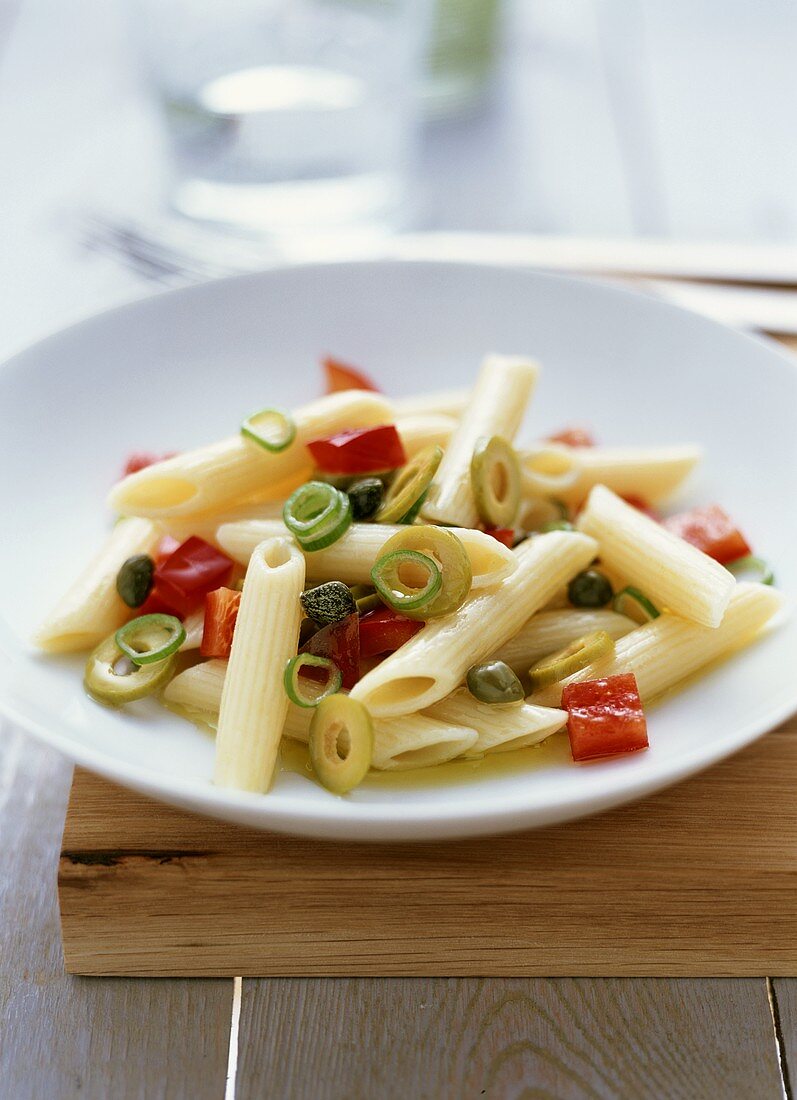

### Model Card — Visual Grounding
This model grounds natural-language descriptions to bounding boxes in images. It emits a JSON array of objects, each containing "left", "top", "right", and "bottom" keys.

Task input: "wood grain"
[
  {"left": 59, "top": 718, "right": 797, "bottom": 977},
  {"left": 235, "top": 977, "right": 783, "bottom": 1100},
  {"left": 0, "top": 726, "right": 234, "bottom": 1100}
]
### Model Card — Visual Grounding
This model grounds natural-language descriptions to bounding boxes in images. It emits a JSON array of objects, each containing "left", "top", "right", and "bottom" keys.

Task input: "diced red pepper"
[
  {"left": 200, "top": 587, "right": 241, "bottom": 659},
  {"left": 121, "top": 451, "right": 177, "bottom": 477},
  {"left": 155, "top": 535, "right": 182, "bottom": 565},
  {"left": 546, "top": 427, "right": 596, "bottom": 448},
  {"left": 152, "top": 537, "right": 234, "bottom": 618},
  {"left": 663, "top": 504, "right": 752, "bottom": 564},
  {"left": 137, "top": 588, "right": 181, "bottom": 618},
  {"left": 562, "top": 673, "right": 649, "bottom": 762},
  {"left": 359, "top": 606, "right": 424, "bottom": 659},
  {"left": 301, "top": 612, "right": 360, "bottom": 690},
  {"left": 306, "top": 424, "right": 406, "bottom": 475},
  {"left": 323, "top": 356, "right": 380, "bottom": 394},
  {"left": 484, "top": 526, "right": 515, "bottom": 548},
  {"left": 622, "top": 496, "right": 662, "bottom": 523}
]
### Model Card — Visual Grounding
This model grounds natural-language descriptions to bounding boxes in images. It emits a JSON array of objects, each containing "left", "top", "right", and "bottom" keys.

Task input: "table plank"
[
  {"left": 235, "top": 977, "right": 782, "bottom": 1100},
  {"left": 0, "top": 725, "right": 234, "bottom": 1100}
]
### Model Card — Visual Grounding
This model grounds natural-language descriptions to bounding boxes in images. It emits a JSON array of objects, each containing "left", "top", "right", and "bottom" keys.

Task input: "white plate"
[{"left": 1, "top": 259, "right": 795, "bottom": 840}]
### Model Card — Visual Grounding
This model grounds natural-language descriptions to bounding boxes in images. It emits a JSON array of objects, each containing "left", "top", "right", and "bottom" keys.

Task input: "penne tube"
[
  {"left": 422, "top": 354, "right": 540, "bottom": 528},
  {"left": 349, "top": 531, "right": 598, "bottom": 718},
  {"left": 395, "top": 413, "right": 456, "bottom": 459},
  {"left": 390, "top": 389, "right": 470, "bottom": 419},
  {"left": 425, "top": 689, "right": 567, "bottom": 755},
  {"left": 179, "top": 607, "right": 205, "bottom": 651},
  {"left": 108, "top": 391, "right": 392, "bottom": 520},
  {"left": 163, "top": 500, "right": 288, "bottom": 544},
  {"left": 214, "top": 537, "right": 305, "bottom": 793},
  {"left": 32, "top": 518, "right": 160, "bottom": 653},
  {"left": 216, "top": 519, "right": 517, "bottom": 589},
  {"left": 490, "top": 608, "right": 636, "bottom": 674},
  {"left": 529, "top": 582, "right": 783, "bottom": 708},
  {"left": 577, "top": 485, "right": 734, "bottom": 628},
  {"left": 522, "top": 444, "right": 702, "bottom": 508},
  {"left": 521, "top": 444, "right": 580, "bottom": 498},
  {"left": 165, "top": 660, "right": 478, "bottom": 770}
]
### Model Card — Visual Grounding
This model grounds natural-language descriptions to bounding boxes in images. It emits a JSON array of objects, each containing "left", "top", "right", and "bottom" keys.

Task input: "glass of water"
[{"left": 138, "top": 0, "right": 432, "bottom": 240}]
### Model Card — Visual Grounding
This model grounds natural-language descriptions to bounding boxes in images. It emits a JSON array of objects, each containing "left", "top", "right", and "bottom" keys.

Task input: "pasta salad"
[{"left": 34, "top": 354, "right": 782, "bottom": 796}]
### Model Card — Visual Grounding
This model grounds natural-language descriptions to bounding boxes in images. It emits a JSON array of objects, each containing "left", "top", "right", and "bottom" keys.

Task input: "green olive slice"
[
  {"left": 528, "top": 630, "right": 615, "bottom": 691},
  {"left": 376, "top": 444, "right": 443, "bottom": 524},
  {"left": 84, "top": 633, "right": 176, "bottom": 707},
  {"left": 376, "top": 525, "right": 472, "bottom": 619},
  {"left": 470, "top": 436, "right": 521, "bottom": 527},
  {"left": 309, "top": 694, "right": 374, "bottom": 795},
  {"left": 466, "top": 660, "right": 525, "bottom": 704}
]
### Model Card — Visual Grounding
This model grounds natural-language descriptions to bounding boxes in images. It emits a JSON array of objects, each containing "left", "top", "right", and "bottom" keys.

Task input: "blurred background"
[{"left": 1, "top": 0, "right": 796, "bottom": 356}]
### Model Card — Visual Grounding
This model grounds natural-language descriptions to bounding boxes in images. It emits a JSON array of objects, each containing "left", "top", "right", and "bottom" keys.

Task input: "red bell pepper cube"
[
  {"left": 663, "top": 504, "right": 752, "bottom": 564},
  {"left": 359, "top": 606, "right": 424, "bottom": 659},
  {"left": 483, "top": 526, "right": 515, "bottom": 548},
  {"left": 562, "top": 673, "right": 649, "bottom": 762},
  {"left": 546, "top": 427, "right": 596, "bottom": 448},
  {"left": 152, "top": 537, "right": 234, "bottom": 618},
  {"left": 306, "top": 424, "right": 406, "bottom": 475},
  {"left": 121, "top": 451, "right": 176, "bottom": 477},
  {"left": 301, "top": 612, "right": 360, "bottom": 690},
  {"left": 200, "top": 587, "right": 241, "bottom": 659},
  {"left": 323, "top": 356, "right": 380, "bottom": 394}
]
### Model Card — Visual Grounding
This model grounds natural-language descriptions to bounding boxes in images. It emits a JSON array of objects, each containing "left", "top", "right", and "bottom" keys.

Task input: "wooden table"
[{"left": 3, "top": 2, "right": 797, "bottom": 1095}]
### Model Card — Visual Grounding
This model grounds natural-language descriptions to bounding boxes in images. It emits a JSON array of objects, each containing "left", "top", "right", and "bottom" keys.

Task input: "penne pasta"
[
  {"left": 421, "top": 354, "right": 539, "bottom": 528},
  {"left": 424, "top": 689, "right": 567, "bottom": 754},
  {"left": 390, "top": 388, "right": 469, "bottom": 419},
  {"left": 490, "top": 608, "right": 637, "bottom": 674},
  {"left": 349, "top": 531, "right": 598, "bottom": 718},
  {"left": 530, "top": 582, "right": 782, "bottom": 707},
  {"left": 108, "top": 390, "right": 392, "bottom": 520},
  {"left": 179, "top": 607, "right": 206, "bottom": 651},
  {"left": 394, "top": 413, "right": 456, "bottom": 459},
  {"left": 216, "top": 519, "right": 517, "bottom": 589},
  {"left": 214, "top": 537, "right": 305, "bottom": 793},
  {"left": 577, "top": 485, "right": 735, "bottom": 628},
  {"left": 165, "top": 659, "right": 479, "bottom": 770},
  {"left": 33, "top": 518, "right": 160, "bottom": 653},
  {"left": 521, "top": 444, "right": 702, "bottom": 508}
]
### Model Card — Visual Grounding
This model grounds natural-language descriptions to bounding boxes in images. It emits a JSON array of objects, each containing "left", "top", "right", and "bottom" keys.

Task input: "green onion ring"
[
  {"left": 612, "top": 586, "right": 661, "bottom": 623},
  {"left": 115, "top": 614, "right": 186, "bottom": 666},
  {"left": 283, "top": 482, "right": 352, "bottom": 551},
  {"left": 241, "top": 407, "right": 296, "bottom": 452},
  {"left": 371, "top": 549, "right": 442, "bottom": 612},
  {"left": 283, "top": 654, "right": 343, "bottom": 707},
  {"left": 725, "top": 555, "right": 775, "bottom": 586}
]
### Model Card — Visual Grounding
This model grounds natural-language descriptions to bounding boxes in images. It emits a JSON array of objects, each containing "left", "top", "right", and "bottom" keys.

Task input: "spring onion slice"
[
  {"left": 612, "top": 586, "right": 661, "bottom": 623},
  {"left": 283, "top": 481, "right": 352, "bottom": 551},
  {"left": 528, "top": 630, "right": 615, "bottom": 691},
  {"left": 241, "top": 407, "right": 296, "bottom": 453},
  {"left": 283, "top": 654, "right": 343, "bottom": 707},
  {"left": 725, "top": 555, "right": 775, "bottom": 586},
  {"left": 115, "top": 614, "right": 186, "bottom": 666},
  {"left": 371, "top": 549, "right": 442, "bottom": 612},
  {"left": 399, "top": 487, "right": 429, "bottom": 525}
]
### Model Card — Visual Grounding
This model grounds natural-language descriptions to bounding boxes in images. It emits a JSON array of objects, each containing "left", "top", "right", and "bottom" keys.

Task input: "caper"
[
  {"left": 376, "top": 525, "right": 472, "bottom": 619},
  {"left": 84, "top": 632, "right": 176, "bottom": 707},
  {"left": 470, "top": 436, "right": 521, "bottom": 527},
  {"left": 309, "top": 694, "right": 373, "bottom": 795},
  {"left": 301, "top": 581, "right": 357, "bottom": 626},
  {"left": 567, "top": 569, "right": 614, "bottom": 608},
  {"left": 528, "top": 631, "right": 615, "bottom": 691},
  {"left": 115, "top": 554, "right": 155, "bottom": 608},
  {"left": 376, "top": 444, "right": 442, "bottom": 524},
  {"left": 466, "top": 660, "right": 524, "bottom": 705},
  {"left": 347, "top": 477, "right": 385, "bottom": 520}
]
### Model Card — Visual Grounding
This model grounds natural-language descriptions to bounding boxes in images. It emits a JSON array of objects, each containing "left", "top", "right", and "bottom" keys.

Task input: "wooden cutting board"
[{"left": 59, "top": 715, "right": 797, "bottom": 977}]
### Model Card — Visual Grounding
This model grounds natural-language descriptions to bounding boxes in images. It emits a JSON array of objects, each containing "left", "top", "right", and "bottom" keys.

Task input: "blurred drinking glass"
[{"left": 139, "top": 0, "right": 432, "bottom": 241}]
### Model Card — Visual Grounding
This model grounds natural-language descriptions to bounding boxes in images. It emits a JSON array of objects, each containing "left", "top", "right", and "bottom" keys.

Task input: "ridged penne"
[
  {"left": 394, "top": 413, "right": 456, "bottom": 458},
  {"left": 108, "top": 391, "right": 392, "bottom": 520},
  {"left": 216, "top": 519, "right": 517, "bottom": 589},
  {"left": 391, "top": 389, "right": 469, "bottom": 419},
  {"left": 577, "top": 485, "right": 734, "bottom": 628},
  {"left": 214, "top": 537, "right": 305, "bottom": 793},
  {"left": 530, "top": 582, "right": 782, "bottom": 707},
  {"left": 424, "top": 689, "right": 567, "bottom": 754},
  {"left": 490, "top": 608, "right": 636, "bottom": 674},
  {"left": 421, "top": 354, "right": 539, "bottom": 528},
  {"left": 165, "top": 660, "right": 478, "bottom": 770},
  {"left": 349, "top": 531, "right": 598, "bottom": 718},
  {"left": 32, "top": 518, "right": 160, "bottom": 653}
]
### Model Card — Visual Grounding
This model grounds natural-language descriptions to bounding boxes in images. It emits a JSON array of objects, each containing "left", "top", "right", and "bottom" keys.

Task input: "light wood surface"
[
  {"left": 60, "top": 716, "right": 797, "bottom": 978},
  {"left": 236, "top": 977, "right": 784, "bottom": 1100}
]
